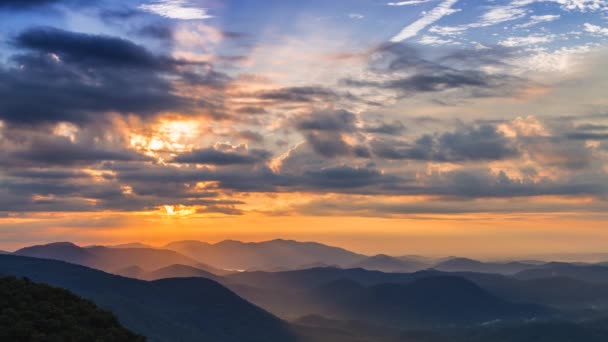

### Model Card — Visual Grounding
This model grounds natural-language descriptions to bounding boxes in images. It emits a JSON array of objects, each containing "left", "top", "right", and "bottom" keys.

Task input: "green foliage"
[{"left": 0, "top": 277, "right": 145, "bottom": 342}]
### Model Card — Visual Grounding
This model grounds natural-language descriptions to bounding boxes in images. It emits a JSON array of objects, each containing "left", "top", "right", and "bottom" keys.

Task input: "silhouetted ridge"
[
  {"left": 165, "top": 239, "right": 365, "bottom": 271},
  {"left": 0, "top": 255, "right": 297, "bottom": 342},
  {"left": 0, "top": 276, "right": 144, "bottom": 341}
]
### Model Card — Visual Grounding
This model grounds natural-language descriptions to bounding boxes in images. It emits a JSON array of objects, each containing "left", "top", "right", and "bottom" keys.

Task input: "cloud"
[
  {"left": 15, "top": 27, "right": 175, "bottom": 69},
  {"left": 499, "top": 34, "right": 557, "bottom": 47},
  {"left": 257, "top": 86, "right": 339, "bottom": 103},
  {"left": 292, "top": 109, "right": 368, "bottom": 158},
  {"left": 388, "top": 0, "right": 437, "bottom": 5},
  {"left": 418, "top": 35, "right": 458, "bottom": 45},
  {"left": 342, "top": 43, "right": 523, "bottom": 98},
  {"left": 299, "top": 166, "right": 396, "bottom": 190},
  {"left": 390, "top": 0, "right": 460, "bottom": 42},
  {"left": 475, "top": 5, "right": 529, "bottom": 27},
  {"left": 295, "top": 109, "right": 358, "bottom": 132},
  {"left": 512, "top": 0, "right": 608, "bottom": 12},
  {"left": 173, "top": 144, "right": 272, "bottom": 165},
  {"left": 584, "top": 22, "right": 608, "bottom": 35},
  {"left": 139, "top": 0, "right": 213, "bottom": 20},
  {"left": 237, "top": 130, "right": 265, "bottom": 143},
  {"left": 0, "top": 27, "right": 227, "bottom": 125},
  {"left": 515, "top": 14, "right": 561, "bottom": 28},
  {"left": 10, "top": 137, "right": 149, "bottom": 165},
  {"left": 362, "top": 120, "right": 406, "bottom": 135},
  {"left": 371, "top": 124, "right": 519, "bottom": 162}
]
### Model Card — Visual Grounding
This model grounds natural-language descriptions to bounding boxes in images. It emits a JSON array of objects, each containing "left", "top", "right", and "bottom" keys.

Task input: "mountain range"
[
  {"left": 14, "top": 242, "right": 230, "bottom": 275},
  {"left": 4, "top": 240, "right": 608, "bottom": 341},
  {"left": 164, "top": 239, "right": 366, "bottom": 271},
  {"left": 0, "top": 254, "right": 296, "bottom": 342}
]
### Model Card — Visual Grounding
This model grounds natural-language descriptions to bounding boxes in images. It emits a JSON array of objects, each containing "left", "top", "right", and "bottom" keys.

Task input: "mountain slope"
[
  {"left": 165, "top": 239, "right": 365, "bottom": 271},
  {"left": 143, "top": 264, "right": 220, "bottom": 281},
  {"left": 434, "top": 257, "right": 537, "bottom": 275},
  {"left": 349, "top": 254, "right": 429, "bottom": 273},
  {"left": 306, "top": 276, "right": 549, "bottom": 328},
  {"left": 514, "top": 262, "right": 608, "bottom": 284},
  {"left": 0, "top": 276, "right": 144, "bottom": 341},
  {"left": 0, "top": 255, "right": 297, "bottom": 342}
]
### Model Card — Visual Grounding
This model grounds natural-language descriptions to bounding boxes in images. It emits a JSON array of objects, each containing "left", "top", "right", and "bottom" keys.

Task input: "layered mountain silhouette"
[
  {"left": 349, "top": 254, "right": 430, "bottom": 273},
  {"left": 297, "top": 276, "right": 548, "bottom": 327},
  {"left": 0, "top": 255, "right": 297, "bottom": 342},
  {"left": 165, "top": 239, "right": 365, "bottom": 271},
  {"left": 138, "top": 264, "right": 221, "bottom": 281},
  {"left": 433, "top": 257, "right": 537, "bottom": 275},
  {"left": 14, "top": 242, "right": 230, "bottom": 275},
  {"left": 220, "top": 268, "right": 554, "bottom": 325},
  {"left": 6, "top": 240, "right": 608, "bottom": 341},
  {"left": 514, "top": 262, "right": 608, "bottom": 284}
]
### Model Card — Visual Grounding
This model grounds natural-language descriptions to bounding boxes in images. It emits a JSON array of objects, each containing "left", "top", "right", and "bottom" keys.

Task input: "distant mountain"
[
  {"left": 15, "top": 242, "right": 95, "bottom": 264},
  {"left": 14, "top": 242, "right": 229, "bottom": 275},
  {"left": 465, "top": 273, "right": 608, "bottom": 311},
  {"left": 225, "top": 266, "right": 608, "bottom": 319},
  {"left": 224, "top": 267, "right": 418, "bottom": 292},
  {"left": 349, "top": 254, "right": 429, "bottom": 273},
  {"left": 434, "top": 257, "right": 537, "bottom": 275},
  {"left": 0, "top": 255, "right": 297, "bottom": 342},
  {"left": 514, "top": 262, "right": 608, "bottom": 284},
  {"left": 306, "top": 276, "right": 549, "bottom": 328},
  {"left": 397, "top": 254, "right": 437, "bottom": 264},
  {"left": 107, "top": 243, "right": 155, "bottom": 249},
  {"left": 142, "top": 264, "right": 220, "bottom": 281},
  {"left": 114, "top": 265, "right": 146, "bottom": 279},
  {"left": 165, "top": 239, "right": 366, "bottom": 271},
  {"left": 0, "top": 276, "right": 144, "bottom": 341}
]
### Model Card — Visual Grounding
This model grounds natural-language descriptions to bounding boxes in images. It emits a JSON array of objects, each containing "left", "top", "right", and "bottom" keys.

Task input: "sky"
[{"left": 1, "top": 0, "right": 608, "bottom": 257}]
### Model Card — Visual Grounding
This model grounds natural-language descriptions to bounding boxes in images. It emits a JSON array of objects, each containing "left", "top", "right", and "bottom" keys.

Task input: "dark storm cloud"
[
  {"left": 300, "top": 166, "right": 389, "bottom": 189},
  {"left": 295, "top": 109, "right": 357, "bottom": 132},
  {"left": 257, "top": 86, "right": 339, "bottom": 103},
  {"left": 136, "top": 24, "right": 174, "bottom": 41},
  {"left": 371, "top": 125, "right": 518, "bottom": 162},
  {"left": 417, "top": 169, "right": 606, "bottom": 198},
  {"left": 0, "top": 27, "right": 228, "bottom": 124},
  {"left": 304, "top": 132, "right": 353, "bottom": 158},
  {"left": 9, "top": 136, "right": 150, "bottom": 165},
  {"left": 14, "top": 27, "right": 175, "bottom": 69},
  {"left": 7, "top": 169, "right": 90, "bottom": 180},
  {"left": 173, "top": 146, "right": 272, "bottom": 165},
  {"left": 362, "top": 120, "right": 406, "bottom": 135},
  {"left": 292, "top": 109, "right": 367, "bottom": 158},
  {"left": 344, "top": 70, "right": 518, "bottom": 95},
  {"left": 575, "top": 124, "right": 608, "bottom": 131},
  {"left": 0, "top": 54, "right": 186, "bottom": 123},
  {"left": 565, "top": 132, "right": 608, "bottom": 140}
]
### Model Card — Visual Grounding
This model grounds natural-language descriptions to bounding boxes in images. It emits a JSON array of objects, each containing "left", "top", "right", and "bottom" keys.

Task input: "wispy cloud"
[
  {"left": 139, "top": 0, "right": 213, "bottom": 20},
  {"left": 388, "top": 0, "right": 437, "bottom": 6},
  {"left": 515, "top": 14, "right": 561, "bottom": 28},
  {"left": 499, "top": 34, "right": 557, "bottom": 47},
  {"left": 390, "top": 0, "right": 459, "bottom": 42}
]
